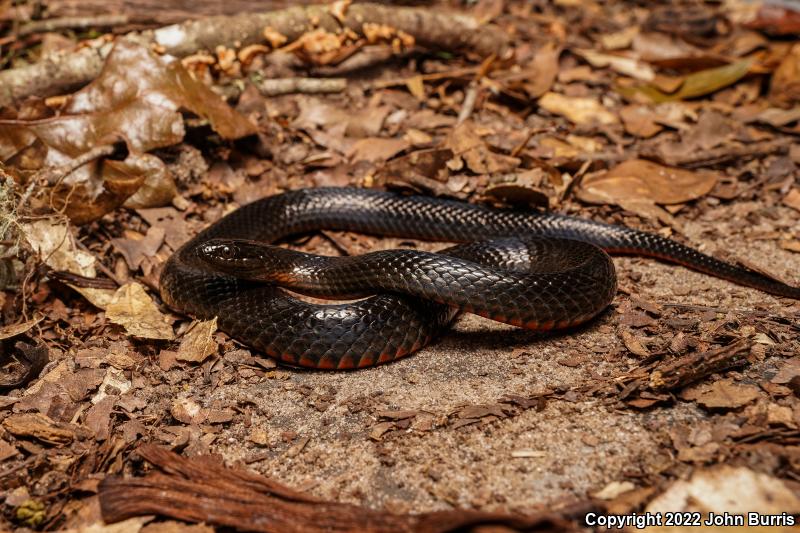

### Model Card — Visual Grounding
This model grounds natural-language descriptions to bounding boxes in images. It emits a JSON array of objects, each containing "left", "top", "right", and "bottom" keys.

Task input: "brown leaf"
[
  {"left": 576, "top": 159, "right": 719, "bottom": 224},
  {"left": 619, "top": 105, "right": 663, "bottom": 138},
  {"left": 0, "top": 39, "right": 255, "bottom": 224},
  {"left": 522, "top": 41, "right": 560, "bottom": 98},
  {"left": 171, "top": 398, "right": 206, "bottom": 425},
  {"left": 783, "top": 188, "right": 800, "bottom": 212},
  {"left": 0, "top": 439, "right": 19, "bottom": 462},
  {"left": 112, "top": 226, "right": 166, "bottom": 271},
  {"left": 84, "top": 396, "right": 116, "bottom": 442},
  {"left": 444, "top": 122, "right": 520, "bottom": 174},
  {"left": 575, "top": 49, "right": 654, "bottom": 81},
  {"left": 619, "top": 327, "right": 650, "bottom": 357},
  {"left": 347, "top": 137, "right": 410, "bottom": 163},
  {"left": 680, "top": 379, "right": 760, "bottom": 409},
  {"left": 646, "top": 465, "right": 800, "bottom": 515},
  {"left": 770, "top": 43, "right": 800, "bottom": 106},
  {"left": 176, "top": 318, "right": 219, "bottom": 363},
  {"left": 106, "top": 283, "right": 174, "bottom": 340}
]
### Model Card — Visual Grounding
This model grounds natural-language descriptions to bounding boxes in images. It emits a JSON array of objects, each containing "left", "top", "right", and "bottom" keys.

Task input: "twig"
[
  {"left": 33, "top": 144, "right": 116, "bottom": 186},
  {"left": 312, "top": 45, "right": 404, "bottom": 76},
  {"left": 219, "top": 77, "right": 347, "bottom": 100},
  {"left": 648, "top": 340, "right": 752, "bottom": 392},
  {"left": 17, "top": 14, "right": 131, "bottom": 37}
]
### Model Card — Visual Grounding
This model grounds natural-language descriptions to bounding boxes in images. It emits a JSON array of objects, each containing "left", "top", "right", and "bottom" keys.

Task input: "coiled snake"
[{"left": 159, "top": 187, "right": 800, "bottom": 369}]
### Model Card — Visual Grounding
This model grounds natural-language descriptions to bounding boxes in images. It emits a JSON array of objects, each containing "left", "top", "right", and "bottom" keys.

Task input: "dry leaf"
[
  {"left": 770, "top": 42, "right": 800, "bottom": 105},
  {"left": 575, "top": 49, "right": 655, "bottom": 81},
  {"left": 176, "top": 318, "right": 219, "bottom": 363},
  {"left": 680, "top": 379, "right": 760, "bottom": 409},
  {"left": 647, "top": 465, "right": 800, "bottom": 515},
  {"left": 522, "top": 41, "right": 560, "bottom": 98},
  {"left": 618, "top": 58, "right": 753, "bottom": 103},
  {"left": 347, "top": 137, "right": 410, "bottom": 163},
  {"left": 577, "top": 159, "right": 719, "bottom": 206},
  {"left": 620, "top": 105, "right": 664, "bottom": 137},
  {"left": 0, "top": 315, "right": 43, "bottom": 340},
  {"left": 538, "top": 92, "right": 619, "bottom": 125},
  {"left": 23, "top": 220, "right": 96, "bottom": 276},
  {"left": 106, "top": 283, "right": 174, "bottom": 340},
  {"left": 783, "top": 188, "right": 800, "bottom": 212},
  {"left": 593, "top": 481, "right": 636, "bottom": 500}
]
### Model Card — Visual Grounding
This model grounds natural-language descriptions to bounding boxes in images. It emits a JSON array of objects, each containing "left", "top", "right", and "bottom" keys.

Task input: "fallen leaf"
[
  {"left": 618, "top": 58, "right": 753, "bottom": 103},
  {"left": 770, "top": 42, "right": 800, "bottom": 105},
  {"left": 111, "top": 226, "right": 166, "bottom": 270},
  {"left": 106, "top": 283, "right": 174, "bottom": 340},
  {"left": 0, "top": 439, "right": 18, "bottom": 462},
  {"left": 619, "top": 105, "right": 663, "bottom": 138},
  {"left": 619, "top": 328, "right": 650, "bottom": 357},
  {"left": 2, "top": 40, "right": 255, "bottom": 224},
  {"left": 347, "top": 137, "right": 410, "bottom": 163},
  {"left": 171, "top": 398, "right": 205, "bottom": 425},
  {"left": 176, "top": 318, "right": 219, "bottom": 363},
  {"left": 575, "top": 49, "right": 655, "bottom": 81},
  {"left": 538, "top": 92, "right": 619, "bottom": 125},
  {"left": 0, "top": 315, "right": 43, "bottom": 340},
  {"left": 522, "top": 41, "right": 561, "bottom": 98},
  {"left": 647, "top": 465, "right": 800, "bottom": 515},
  {"left": 680, "top": 379, "right": 760, "bottom": 409},
  {"left": 577, "top": 159, "right": 719, "bottom": 206},
  {"left": 783, "top": 188, "right": 800, "bottom": 212},
  {"left": 23, "top": 220, "right": 96, "bottom": 276},
  {"left": 593, "top": 481, "right": 636, "bottom": 500},
  {"left": 91, "top": 367, "right": 132, "bottom": 405}
]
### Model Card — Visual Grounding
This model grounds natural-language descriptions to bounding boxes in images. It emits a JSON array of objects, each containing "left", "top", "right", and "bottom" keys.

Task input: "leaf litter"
[{"left": 0, "top": 0, "right": 799, "bottom": 531}]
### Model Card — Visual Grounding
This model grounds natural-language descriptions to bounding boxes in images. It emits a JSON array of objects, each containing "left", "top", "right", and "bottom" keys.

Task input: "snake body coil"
[{"left": 160, "top": 187, "right": 800, "bottom": 369}]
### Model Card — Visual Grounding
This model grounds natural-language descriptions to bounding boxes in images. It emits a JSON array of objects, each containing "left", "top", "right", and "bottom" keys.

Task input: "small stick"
[{"left": 648, "top": 339, "right": 752, "bottom": 392}]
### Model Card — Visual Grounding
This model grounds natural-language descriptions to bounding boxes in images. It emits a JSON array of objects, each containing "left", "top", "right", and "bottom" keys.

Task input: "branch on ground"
[{"left": 0, "top": 2, "right": 509, "bottom": 107}]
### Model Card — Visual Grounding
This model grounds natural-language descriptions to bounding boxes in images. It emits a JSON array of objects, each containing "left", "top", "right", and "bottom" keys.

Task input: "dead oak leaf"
[
  {"left": 347, "top": 137, "right": 410, "bottom": 163},
  {"left": 106, "top": 283, "right": 174, "bottom": 340},
  {"left": 576, "top": 159, "right": 719, "bottom": 226},
  {"left": 111, "top": 226, "right": 166, "bottom": 270},
  {"left": 680, "top": 378, "right": 760, "bottom": 409},
  {"left": 444, "top": 122, "right": 520, "bottom": 174},
  {"left": 176, "top": 318, "right": 219, "bottom": 363}
]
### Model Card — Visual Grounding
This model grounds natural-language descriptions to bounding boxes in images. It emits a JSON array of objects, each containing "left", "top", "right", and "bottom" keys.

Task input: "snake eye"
[{"left": 221, "top": 245, "right": 232, "bottom": 259}]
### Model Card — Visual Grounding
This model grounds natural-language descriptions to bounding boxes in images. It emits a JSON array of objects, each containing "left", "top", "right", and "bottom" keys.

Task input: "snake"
[{"left": 159, "top": 187, "right": 800, "bottom": 369}]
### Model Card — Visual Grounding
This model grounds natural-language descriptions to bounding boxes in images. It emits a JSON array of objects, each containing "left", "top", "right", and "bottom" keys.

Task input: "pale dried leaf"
[
  {"left": 106, "top": 283, "right": 174, "bottom": 340},
  {"left": 538, "top": 92, "right": 618, "bottom": 125},
  {"left": 176, "top": 318, "right": 219, "bottom": 363}
]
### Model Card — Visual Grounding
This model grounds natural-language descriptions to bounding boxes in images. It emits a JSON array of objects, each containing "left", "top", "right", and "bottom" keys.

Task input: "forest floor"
[{"left": 1, "top": 1, "right": 800, "bottom": 531}]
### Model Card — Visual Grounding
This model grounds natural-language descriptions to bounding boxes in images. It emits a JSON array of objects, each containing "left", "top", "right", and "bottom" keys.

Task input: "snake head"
[{"left": 198, "top": 239, "right": 266, "bottom": 275}]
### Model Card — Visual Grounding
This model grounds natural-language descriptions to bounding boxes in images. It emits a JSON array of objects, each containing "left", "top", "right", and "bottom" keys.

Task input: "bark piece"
[{"left": 99, "top": 444, "right": 570, "bottom": 532}]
